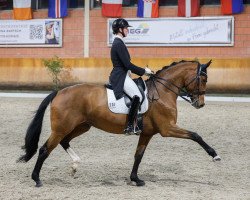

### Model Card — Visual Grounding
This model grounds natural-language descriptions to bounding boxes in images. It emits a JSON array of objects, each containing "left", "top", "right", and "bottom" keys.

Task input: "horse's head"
[
  {"left": 184, "top": 60, "right": 212, "bottom": 109},
  {"left": 147, "top": 60, "right": 212, "bottom": 108}
]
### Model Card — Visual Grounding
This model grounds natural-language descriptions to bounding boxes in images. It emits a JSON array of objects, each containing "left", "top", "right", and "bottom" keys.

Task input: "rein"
[
  {"left": 148, "top": 64, "right": 207, "bottom": 104},
  {"left": 150, "top": 75, "right": 192, "bottom": 103}
]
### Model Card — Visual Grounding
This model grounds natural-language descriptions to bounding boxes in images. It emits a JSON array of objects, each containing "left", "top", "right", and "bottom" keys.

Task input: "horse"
[{"left": 18, "top": 60, "right": 221, "bottom": 187}]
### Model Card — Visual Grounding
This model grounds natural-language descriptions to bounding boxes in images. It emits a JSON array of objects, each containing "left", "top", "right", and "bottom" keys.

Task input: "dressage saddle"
[{"left": 105, "top": 77, "right": 146, "bottom": 108}]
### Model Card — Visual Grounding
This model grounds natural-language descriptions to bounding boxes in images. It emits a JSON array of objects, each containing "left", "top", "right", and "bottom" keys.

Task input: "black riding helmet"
[{"left": 112, "top": 18, "right": 132, "bottom": 35}]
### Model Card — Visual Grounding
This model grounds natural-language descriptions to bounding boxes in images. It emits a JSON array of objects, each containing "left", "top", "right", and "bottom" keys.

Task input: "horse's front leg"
[
  {"left": 161, "top": 126, "right": 221, "bottom": 161},
  {"left": 130, "top": 134, "right": 153, "bottom": 186},
  {"left": 189, "top": 131, "right": 221, "bottom": 161}
]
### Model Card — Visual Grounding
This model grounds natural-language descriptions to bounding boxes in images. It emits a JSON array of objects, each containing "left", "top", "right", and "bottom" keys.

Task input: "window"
[
  {"left": 159, "top": 0, "right": 177, "bottom": 6},
  {"left": 123, "top": 0, "right": 137, "bottom": 7},
  {"left": 68, "top": 0, "right": 84, "bottom": 8},
  {"left": 0, "top": 0, "right": 13, "bottom": 10},
  {"left": 200, "top": 0, "right": 220, "bottom": 5},
  {"left": 37, "top": 0, "right": 48, "bottom": 9},
  {"left": 93, "top": 0, "right": 101, "bottom": 8}
]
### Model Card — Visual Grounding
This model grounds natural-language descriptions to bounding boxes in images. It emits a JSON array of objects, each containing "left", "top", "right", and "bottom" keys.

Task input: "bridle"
[{"left": 148, "top": 63, "right": 208, "bottom": 105}]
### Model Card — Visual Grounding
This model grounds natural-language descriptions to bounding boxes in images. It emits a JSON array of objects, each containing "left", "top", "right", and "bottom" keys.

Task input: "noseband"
[{"left": 148, "top": 64, "right": 207, "bottom": 104}]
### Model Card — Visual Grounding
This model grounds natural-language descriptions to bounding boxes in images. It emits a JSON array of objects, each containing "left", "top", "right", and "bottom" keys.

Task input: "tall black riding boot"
[{"left": 124, "top": 95, "right": 141, "bottom": 135}]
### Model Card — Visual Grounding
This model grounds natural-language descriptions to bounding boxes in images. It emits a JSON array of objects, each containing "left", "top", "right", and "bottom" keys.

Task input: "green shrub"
[{"left": 43, "top": 56, "right": 64, "bottom": 90}]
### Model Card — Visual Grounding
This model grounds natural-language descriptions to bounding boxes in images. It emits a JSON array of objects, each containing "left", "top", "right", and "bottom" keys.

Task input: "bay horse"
[{"left": 18, "top": 60, "right": 221, "bottom": 187}]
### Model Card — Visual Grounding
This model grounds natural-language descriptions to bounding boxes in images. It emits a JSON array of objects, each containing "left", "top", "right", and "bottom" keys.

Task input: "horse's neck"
[
  {"left": 166, "top": 68, "right": 185, "bottom": 85},
  {"left": 157, "top": 65, "right": 188, "bottom": 93},
  {"left": 146, "top": 63, "right": 192, "bottom": 104}
]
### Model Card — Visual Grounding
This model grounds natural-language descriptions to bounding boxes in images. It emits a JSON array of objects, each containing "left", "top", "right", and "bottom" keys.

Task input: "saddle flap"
[
  {"left": 106, "top": 85, "right": 149, "bottom": 115},
  {"left": 105, "top": 77, "right": 146, "bottom": 105}
]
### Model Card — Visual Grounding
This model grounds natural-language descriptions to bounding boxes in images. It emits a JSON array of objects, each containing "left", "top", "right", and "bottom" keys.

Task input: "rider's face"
[
  {"left": 119, "top": 27, "right": 128, "bottom": 37},
  {"left": 123, "top": 27, "right": 128, "bottom": 37}
]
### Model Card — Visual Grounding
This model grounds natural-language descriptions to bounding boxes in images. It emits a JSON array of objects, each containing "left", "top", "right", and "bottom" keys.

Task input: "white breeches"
[{"left": 123, "top": 71, "right": 142, "bottom": 102}]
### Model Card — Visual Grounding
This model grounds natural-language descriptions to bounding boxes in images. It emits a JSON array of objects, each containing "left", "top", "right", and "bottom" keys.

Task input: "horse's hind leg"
[
  {"left": 32, "top": 133, "right": 63, "bottom": 187},
  {"left": 60, "top": 124, "right": 91, "bottom": 176},
  {"left": 161, "top": 126, "right": 221, "bottom": 161}
]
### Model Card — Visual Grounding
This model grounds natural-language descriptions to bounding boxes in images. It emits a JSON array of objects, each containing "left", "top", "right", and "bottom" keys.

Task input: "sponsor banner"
[
  {"left": 0, "top": 19, "right": 62, "bottom": 47},
  {"left": 108, "top": 17, "right": 234, "bottom": 46}
]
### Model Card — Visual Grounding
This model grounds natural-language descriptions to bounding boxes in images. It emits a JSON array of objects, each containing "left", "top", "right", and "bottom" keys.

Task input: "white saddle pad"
[{"left": 106, "top": 88, "right": 149, "bottom": 114}]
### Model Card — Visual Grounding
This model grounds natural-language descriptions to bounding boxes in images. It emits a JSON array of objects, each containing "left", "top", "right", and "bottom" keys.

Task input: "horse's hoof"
[
  {"left": 136, "top": 180, "right": 145, "bottom": 186},
  {"left": 35, "top": 180, "right": 43, "bottom": 187},
  {"left": 130, "top": 178, "right": 145, "bottom": 186},
  {"left": 71, "top": 168, "right": 77, "bottom": 177},
  {"left": 213, "top": 155, "right": 221, "bottom": 162}
]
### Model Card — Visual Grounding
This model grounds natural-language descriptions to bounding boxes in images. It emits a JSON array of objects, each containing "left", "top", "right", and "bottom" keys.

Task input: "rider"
[{"left": 109, "top": 18, "right": 153, "bottom": 135}]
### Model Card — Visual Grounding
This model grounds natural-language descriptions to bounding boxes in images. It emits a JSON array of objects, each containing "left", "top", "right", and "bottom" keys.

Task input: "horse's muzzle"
[{"left": 191, "top": 99, "right": 205, "bottom": 109}]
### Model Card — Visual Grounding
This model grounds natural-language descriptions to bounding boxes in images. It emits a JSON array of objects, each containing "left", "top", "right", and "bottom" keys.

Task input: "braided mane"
[{"left": 154, "top": 60, "right": 200, "bottom": 76}]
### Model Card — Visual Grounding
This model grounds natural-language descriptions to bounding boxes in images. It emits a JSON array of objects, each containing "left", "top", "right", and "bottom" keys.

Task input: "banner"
[
  {"left": 108, "top": 17, "right": 234, "bottom": 47},
  {"left": 0, "top": 19, "right": 62, "bottom": 47}
]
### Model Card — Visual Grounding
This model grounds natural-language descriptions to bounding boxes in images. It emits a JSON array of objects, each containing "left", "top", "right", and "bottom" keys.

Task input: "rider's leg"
[
  {"left": 124, "top": 95, "right": 141, "bottom": 135},
  {"left": 124, "top": 72, "right": 142, "bottom": 135},
  {"left": 123, "top": 71, "right": 142, "bottom": 101}
]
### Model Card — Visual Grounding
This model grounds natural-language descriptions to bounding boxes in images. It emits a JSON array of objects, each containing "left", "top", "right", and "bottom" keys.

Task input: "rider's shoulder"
[
  {"left": 112, "top": 38, "right": 124, "bottom": 47},
  {"left": 114, "top": 37, "right": 123, "bottom": 43}
]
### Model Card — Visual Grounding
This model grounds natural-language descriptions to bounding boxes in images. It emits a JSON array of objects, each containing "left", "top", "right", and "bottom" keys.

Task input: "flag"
[
  {"left": 221, "top": 0, "right": 244, "bottom": 15},
  {"left": 137, "top": 0, "right": 159, "bottom": 18},
  {"left": 178, "top": 0, "right": 200, "bottom": 17},
  {"left": 102, "top": 0, "right": 122, "bottom": 17},
  {"left": 13, "top": 0, "right": 32, "bottom": 20},
  {"left": 48, "top": 0, "right": 68, "bottom": 18}
]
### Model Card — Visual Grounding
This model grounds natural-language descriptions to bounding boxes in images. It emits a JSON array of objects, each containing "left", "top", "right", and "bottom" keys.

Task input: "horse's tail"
[{"left": 18, "top": 91, "right": 58, "bottom": 162}]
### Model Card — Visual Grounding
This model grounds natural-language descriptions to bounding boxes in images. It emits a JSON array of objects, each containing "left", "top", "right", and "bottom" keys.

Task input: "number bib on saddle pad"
[{"left": 106, "top": 78, "right": 149, "bottom": 114}]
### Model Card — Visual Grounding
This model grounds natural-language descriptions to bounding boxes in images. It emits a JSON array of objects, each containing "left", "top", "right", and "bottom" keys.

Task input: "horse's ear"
[
  {"left": 201, "top": 60, "right": 212, "bottom": 71},
  {"left": 206, "top": 59, "right": 212, "bottom": 68}
]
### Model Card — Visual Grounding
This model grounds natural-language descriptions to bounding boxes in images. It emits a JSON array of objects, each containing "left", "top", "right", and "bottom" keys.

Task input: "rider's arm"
[{"left": 116, "top": 42, "right": 145, "bottom": 76}]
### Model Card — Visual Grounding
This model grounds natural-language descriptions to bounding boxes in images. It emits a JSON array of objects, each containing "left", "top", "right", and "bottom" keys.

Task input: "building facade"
[{"left": 0, "top": 1, "right": 249, "bottom": 92}]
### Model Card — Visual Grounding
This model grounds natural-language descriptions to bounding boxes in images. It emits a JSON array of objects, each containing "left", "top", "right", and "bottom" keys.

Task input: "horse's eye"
[{"left": 201, "top": 78, "right": 207, "bottom": 83}]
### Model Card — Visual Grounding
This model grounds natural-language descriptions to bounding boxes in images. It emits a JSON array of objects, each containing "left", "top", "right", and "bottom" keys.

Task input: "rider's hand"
[{"left": 145, "top": 67, "right": 153, "bottom": 76}]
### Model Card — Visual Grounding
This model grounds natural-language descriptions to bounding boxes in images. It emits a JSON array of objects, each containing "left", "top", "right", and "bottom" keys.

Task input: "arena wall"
[
  {"left": 0, "top": 5, "right": 249, "bottom": 92},
  {"left": 0, "top": 58, "right": 249, "bottom": 93}
]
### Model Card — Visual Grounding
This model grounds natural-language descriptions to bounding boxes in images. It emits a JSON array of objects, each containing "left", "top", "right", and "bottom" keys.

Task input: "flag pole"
[{"left": 84, "top": 0, "right": 90, "bottom": 57}]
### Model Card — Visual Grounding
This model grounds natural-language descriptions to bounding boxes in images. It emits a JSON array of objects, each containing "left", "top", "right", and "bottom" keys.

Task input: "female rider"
[{"left": 109, "top": 18, "right": 153, "bottom": 135}]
